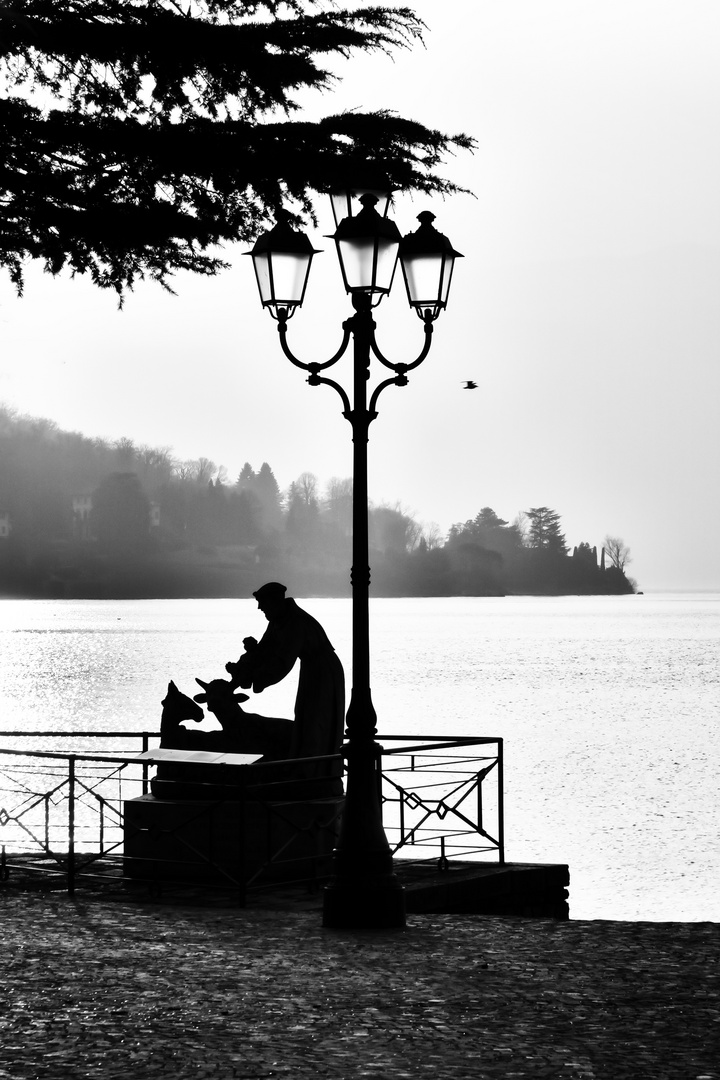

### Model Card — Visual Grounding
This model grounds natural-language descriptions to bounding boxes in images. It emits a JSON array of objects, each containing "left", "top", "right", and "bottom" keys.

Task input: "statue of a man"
[{"left": 227, "top": 582, "right": 345, "bottom": 765}]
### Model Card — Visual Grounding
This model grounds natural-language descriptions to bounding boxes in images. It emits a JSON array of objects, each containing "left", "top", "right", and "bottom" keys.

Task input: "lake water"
[{"left": 0, "top": 593, "right": 717, "bottom": 922}]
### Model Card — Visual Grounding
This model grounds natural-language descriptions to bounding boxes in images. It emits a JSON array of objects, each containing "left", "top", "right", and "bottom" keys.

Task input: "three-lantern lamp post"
[{"left": 248, "top": 189, "right": 462, "bottom": 929}]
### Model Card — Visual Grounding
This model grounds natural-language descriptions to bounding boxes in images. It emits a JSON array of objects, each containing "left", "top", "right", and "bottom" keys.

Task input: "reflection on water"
[{"left": 1, "top": 594, "right": 718, "bottom": 921}]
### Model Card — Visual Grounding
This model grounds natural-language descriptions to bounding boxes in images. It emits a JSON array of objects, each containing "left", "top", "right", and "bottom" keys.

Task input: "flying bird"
[{"left": 463, "top": 380, "right": 478, "bottom": 390}]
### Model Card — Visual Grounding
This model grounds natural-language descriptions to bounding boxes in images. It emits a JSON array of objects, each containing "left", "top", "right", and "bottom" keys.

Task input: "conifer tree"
[
  {"left": 525, "top": 507, "right": 568, "bottom": 555},
  {"left": 0, "top": 1, "right": 473, "bottom": 296},
  {"left": 237, "top": 463, "right": 256, "bottom": 485},
  {"left": 254, "top": 461, "right": 282, "bottom": 531}
]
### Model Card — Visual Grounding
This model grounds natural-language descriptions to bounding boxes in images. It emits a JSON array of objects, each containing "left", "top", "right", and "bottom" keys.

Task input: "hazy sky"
[{"left": 1, "top": 0, "right": 719, "bottom": 591}]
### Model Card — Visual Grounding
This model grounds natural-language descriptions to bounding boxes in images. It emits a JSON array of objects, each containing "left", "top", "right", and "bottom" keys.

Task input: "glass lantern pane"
[
  {"left": 330, "top": 192, "right": 353, "bottom": 229},
  {"left": 374, "top": 237, "right": 400, "bottom": 293},
  {"left": 438, "top": 256, "right": 454, "bottom": 306},
  {"left": 337, "top": 238, "right": 375, "bottom": 290},
  {"left": 402, "top": 253, "right": 444, "bottom": 306},
  {"left": 268, "top": 252, "right": 311, "bottom": 305},
  {"left": 252, "top": 252, "right": 273, "bottom": 306},
  {"left": 338, "top": 237, "right": 398, "bottom": 293}
]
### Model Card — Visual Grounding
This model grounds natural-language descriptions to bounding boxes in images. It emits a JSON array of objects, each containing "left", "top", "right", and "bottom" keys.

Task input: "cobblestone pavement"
[{"left": 1, "top": 889, "right": 718, "bottom": 1079}]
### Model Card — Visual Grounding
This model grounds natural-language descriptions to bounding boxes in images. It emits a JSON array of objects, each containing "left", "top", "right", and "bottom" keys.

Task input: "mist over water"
[{"left": 1, "top": 593, "right": 717, "bottom": 921}]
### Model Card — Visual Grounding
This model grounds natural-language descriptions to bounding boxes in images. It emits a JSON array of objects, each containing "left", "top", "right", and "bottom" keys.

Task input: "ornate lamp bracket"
[
  {"left": 275, "top": 305, "right": 435, "bottom": 425},
  {"left": 369, "top": 369, "right": 409, "bottom": 415},
  {"left": 370, "top": 315, "right": 434, "bottom": 373},
  {"left": 307, "top": 365, "right": 352, "bottom": 415},
  {"left": 276, "top": 310, "right": 353, "bottom": 373},
  {"left": 275, "top": 311, "right": 353, "bottom": 413}
]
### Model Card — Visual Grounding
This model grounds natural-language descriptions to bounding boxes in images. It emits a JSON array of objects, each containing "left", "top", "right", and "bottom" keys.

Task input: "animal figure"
[
  {"left": 158, "top": 676, "right": 292, "bottom": 757},
  {"left": 192, "top": 678, "right": 249, "bottom": 737},
  {"left": 193, "top": 677, "right": 293, "bottom": 759},
  {"left": 159, "top": 680, "right": 205, "bottom": 748},
  {"left": 152, "top": 677, "right": 340, "bottom": 800},
  {"left": 154, "top": 680, "right": 229, "bottom": 798}
]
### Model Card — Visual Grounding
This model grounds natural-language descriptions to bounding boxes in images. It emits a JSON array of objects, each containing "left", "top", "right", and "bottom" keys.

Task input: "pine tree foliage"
[
  {"left": 0, "top": 1, "right": 473, "bottom": 296},
  {"left": 526, "top": 506, "right": 568, "bottom": 555}
]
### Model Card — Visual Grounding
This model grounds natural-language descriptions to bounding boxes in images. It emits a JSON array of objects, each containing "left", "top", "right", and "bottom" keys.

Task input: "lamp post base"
[
  {"left": 322, "top": 877, "right": 406, "bottom": 929},
  {"left": 321, "top": 737, "right": 406, "bottom": 929}
]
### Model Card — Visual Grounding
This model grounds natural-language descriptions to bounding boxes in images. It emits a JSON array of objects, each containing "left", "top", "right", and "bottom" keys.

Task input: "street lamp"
[
  {"left": 249, "top": 210, "right": 320, "bottom": 320},
  {"left": 399, "top": 210, "right": 464, "bottom": 322},
  {"left": 249, "top": 192, "right": 462, "bottom": 929}
]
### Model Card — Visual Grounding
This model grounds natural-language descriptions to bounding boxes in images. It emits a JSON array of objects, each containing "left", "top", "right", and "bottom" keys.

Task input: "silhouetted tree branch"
[{"left": 0, "top": 1, "right": 474, "bottom": 296}]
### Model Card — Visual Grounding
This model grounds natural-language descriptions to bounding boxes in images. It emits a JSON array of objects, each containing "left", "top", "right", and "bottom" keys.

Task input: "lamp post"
[{"left": 249, "top": 192, "right": 462, "bottom": 928}]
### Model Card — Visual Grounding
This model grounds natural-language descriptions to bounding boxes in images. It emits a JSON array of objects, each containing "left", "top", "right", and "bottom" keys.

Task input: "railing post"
[
  {"left": 142, "top": 733, "right": 150, "bottom": 795},
  {"left": 67, "top": 756, "right": 76, "bottom": 894},
  {"left": 237, "top": 792, "right": 247, "bottom": 907},
  {"left": 399, "top": 769, "right": 405, "bottom": 846},
  {"left": 497, "top": 739, "right": 505, "bottom": 864}
]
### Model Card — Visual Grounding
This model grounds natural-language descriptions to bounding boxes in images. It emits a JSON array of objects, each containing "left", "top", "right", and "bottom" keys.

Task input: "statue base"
[{"left": 123, "top": 794, "right": 343, "bottom": 893}]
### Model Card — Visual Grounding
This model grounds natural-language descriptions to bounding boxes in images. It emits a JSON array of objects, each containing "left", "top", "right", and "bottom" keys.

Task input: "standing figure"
[{"left": 227, "top": 583, "right": 345, "bottom": 771}]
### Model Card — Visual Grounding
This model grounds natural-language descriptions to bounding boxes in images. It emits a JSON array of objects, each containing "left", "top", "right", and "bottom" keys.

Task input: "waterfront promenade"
[{"left": 1, "top": 885, "right": 718, "bottom": 1079}]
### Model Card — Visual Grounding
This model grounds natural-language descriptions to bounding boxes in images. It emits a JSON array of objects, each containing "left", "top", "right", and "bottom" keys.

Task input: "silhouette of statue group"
[{"left": 154, "top": 583, "right": 345, "bottom": 800}]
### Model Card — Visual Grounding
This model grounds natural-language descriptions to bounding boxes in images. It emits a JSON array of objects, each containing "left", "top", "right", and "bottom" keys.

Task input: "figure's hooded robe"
[{"left": 247, "top": 598, "right": 345, "bottom": 767}]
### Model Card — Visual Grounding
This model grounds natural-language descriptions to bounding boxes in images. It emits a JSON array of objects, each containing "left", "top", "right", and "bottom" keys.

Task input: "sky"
[{"left": 1, "top": 0, "right": 719, "bottom": 591}]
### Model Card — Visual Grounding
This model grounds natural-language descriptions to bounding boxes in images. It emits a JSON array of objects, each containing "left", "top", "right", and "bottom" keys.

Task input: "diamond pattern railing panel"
[{"left": 379, "top": 736, "right": 504, "bottom": 866}]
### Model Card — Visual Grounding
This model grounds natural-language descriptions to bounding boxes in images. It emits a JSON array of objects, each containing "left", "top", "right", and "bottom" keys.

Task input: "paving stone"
[{"left": 0, "top": 888, "right": 718, "bottom": 1079}]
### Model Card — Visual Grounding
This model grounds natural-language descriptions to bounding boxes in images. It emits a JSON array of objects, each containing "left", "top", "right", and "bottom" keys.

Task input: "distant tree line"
[{"left": 0, "top": 405, "right": 635, "bottom": 598}]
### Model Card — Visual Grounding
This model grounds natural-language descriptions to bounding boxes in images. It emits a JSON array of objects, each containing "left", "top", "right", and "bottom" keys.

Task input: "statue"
[
  {"left": 151, "top": 585, "right": 345, "bottom": 799},
  {"left": 158, "top": 677, "right": 293, "bottom": 757},
  {"left": 152, "top": 678, "right": 293, "bottom": 798},
  {"left": 226, "top": 582, "right": 345, "bottom": 769}
]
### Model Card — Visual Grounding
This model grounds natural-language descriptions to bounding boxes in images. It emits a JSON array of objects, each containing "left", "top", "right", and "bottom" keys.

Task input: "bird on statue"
[{"left": 463, "top": 380, "right": 478, "bottom": 389}]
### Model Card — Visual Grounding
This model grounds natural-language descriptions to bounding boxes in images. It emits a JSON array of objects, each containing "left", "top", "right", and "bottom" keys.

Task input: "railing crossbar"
[{"left": 384, "top": 774, "right": 482, "bottom": 805}]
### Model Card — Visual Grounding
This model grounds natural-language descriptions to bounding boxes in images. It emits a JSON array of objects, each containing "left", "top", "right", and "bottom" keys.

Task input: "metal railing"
[
  {"left": 0, "top": 733, "right": 154, "bottom": 892},
  {"left": 0, "top": 731, "right": 504, "bottom": 897},
  {"left": 380, "top": 736, "right": 504, "bottom": 866}
]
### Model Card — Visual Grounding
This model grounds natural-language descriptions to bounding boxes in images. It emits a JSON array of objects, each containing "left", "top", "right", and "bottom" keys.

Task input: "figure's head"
[
  {"left": 253, "top": 581, "right": 287, "bottom": 620},
  {"left": 162, "top": 680, "right": 204, "bottom": 723},
  {"left": 193, "top": 678, "right": 249, "bottom": 707}
]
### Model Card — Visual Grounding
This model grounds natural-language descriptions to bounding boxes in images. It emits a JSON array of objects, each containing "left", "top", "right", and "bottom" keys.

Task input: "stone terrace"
[{"left": 2, "top": 886, "right": 718, "bottom": 1079}]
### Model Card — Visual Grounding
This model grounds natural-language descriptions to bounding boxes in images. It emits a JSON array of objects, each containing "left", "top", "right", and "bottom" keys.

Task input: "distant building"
[
  {"left": 572, "top": 543, "right": 598, "bottom": 567},
  {"left": 0, "top": 511, "right": 10, "bottom": 539},
  {"left": 72, "top": 493, "right": 94, "bottom": 540}
]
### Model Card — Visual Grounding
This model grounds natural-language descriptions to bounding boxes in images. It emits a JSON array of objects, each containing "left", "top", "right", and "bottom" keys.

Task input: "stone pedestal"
[{"left": 123, "top": 794, "right": 343, "bottom": 894}]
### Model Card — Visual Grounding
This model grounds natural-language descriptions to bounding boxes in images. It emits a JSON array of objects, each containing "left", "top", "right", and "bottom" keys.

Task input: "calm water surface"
[{"left": 1, "top": 593, "right": 717, "bottom": 922}]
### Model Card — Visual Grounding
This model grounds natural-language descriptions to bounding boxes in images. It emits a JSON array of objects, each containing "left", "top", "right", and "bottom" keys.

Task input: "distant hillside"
[{"left": 0, "top": 404, "right": 635, "bottom": 598}]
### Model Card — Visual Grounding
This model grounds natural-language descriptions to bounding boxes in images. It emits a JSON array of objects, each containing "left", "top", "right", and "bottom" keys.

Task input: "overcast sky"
[{"left": 1, "top": 0, "right": 719, "bottom": 591}]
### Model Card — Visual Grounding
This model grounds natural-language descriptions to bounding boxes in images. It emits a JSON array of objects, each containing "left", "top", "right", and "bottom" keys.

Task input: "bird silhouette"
[{"left": 463, "top": 380, "right": 478, "bottom": 390}]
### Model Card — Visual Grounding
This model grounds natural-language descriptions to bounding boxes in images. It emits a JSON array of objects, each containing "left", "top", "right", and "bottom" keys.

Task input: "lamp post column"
[
  {"left": 249, "top": 204, "right": 462, "bottom": 930},
  {"left": 322, "top": 295, "right": 406, "bottom": 929},
  {"left": 347, "top": 295, "right": 376, "bottom": 744}
]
